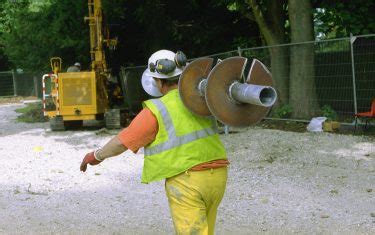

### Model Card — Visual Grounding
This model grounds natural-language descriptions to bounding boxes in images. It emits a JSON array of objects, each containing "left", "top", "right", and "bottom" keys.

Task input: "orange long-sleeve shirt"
[{"left": 117, "top": 108, "right": 229, "bottom": 171}]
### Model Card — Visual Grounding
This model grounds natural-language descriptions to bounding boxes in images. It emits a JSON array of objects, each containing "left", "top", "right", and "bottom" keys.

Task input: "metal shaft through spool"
[
  {"left": 198, "top": 79, "right": 276, "bottom": 107},
  {"left": 229, "top": 82, "right": 277, "bottom": 107}
]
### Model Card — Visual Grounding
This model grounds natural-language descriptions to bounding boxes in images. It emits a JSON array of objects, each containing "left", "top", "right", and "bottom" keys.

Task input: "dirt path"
[{"left": 0, "top": 104, "right": 374, "bottom": 234}]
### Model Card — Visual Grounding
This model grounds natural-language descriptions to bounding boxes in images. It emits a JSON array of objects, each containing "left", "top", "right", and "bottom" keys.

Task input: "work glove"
[{"left": 80, "top": 151, "right": 102, "bottom": 172}]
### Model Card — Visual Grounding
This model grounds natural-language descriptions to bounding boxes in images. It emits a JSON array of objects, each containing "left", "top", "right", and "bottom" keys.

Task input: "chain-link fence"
[
  {"left": 120, "top": 34, "right": 375, "bottom": 123},
  {"left": 0, "top": 71, "right": 15, "bottom": 96},
  {"left": 1, "top": 34, "right": 374, "bottom": 123},
  {"left": 237, "top": 34, "right": 374, "bottom": 122},
  {"left": 0, "top": 70, "right": 43, "bottom": 98}
]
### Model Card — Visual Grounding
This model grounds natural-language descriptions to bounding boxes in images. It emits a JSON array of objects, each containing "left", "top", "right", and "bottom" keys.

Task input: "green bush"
[
  {"left": 321, "top": 105, "right": 338, "bottom": 121},
  {"left": 15, "top": 102, "right": 48, "bottom": 123},
  {"left": 273, "top": 104, "right": 293, "bottom": 118}
]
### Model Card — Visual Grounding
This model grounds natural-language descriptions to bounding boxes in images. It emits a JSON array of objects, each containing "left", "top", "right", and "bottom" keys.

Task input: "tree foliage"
[
  {"left": 313, "top": 0, "right": 375, "bottom": 38},
  {"left": 1, "top": 0, "right": 259, "bottom": 72},
  {"left": 102, "top": 0, "right": 260, "bottom": 71},
  {"left": 1, "top": 0, "right": 373, "bottom": 73},
  {"left": 0, "top": 0, "right": 11, "bottom": 70},
  {"left": 0, "top": 0, "right": 89, "bottom": 72}
]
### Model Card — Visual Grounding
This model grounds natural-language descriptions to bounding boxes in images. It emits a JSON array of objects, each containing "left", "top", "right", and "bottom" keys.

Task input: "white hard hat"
[
  {"left": 74, "top": 62, "right": 81, "bottom": 67},
  {"left": 143, "top": 50, "right": 187, "bottom": 79},
  {"left": 141, "top": 49, "right": 187, "bottom": 97}
]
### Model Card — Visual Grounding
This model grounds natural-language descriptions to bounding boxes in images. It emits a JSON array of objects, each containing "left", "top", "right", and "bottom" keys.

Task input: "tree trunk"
[
  {"left": 288, "top": 0, "right": 319, "bottom": 119},
  {"left": 248, "top": 0, "right": 289, "bottom": 105}
]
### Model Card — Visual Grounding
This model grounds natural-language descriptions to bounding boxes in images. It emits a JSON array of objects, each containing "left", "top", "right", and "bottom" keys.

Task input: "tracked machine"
[{"left": 42, "top": 0, "right": 120, "bottom": 131}]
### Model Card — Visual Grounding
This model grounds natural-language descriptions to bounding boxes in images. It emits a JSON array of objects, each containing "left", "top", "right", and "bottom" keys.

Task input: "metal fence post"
[
  {"left": 237, "top": 46, "right": 242, "bottom": 57},
  {"left": 237, "top": 46, "right": 246, "bottom": 83},
  {"left": 11, "top": 69, "right": 17, "bottom": 96},
  {"left": 224, "top": 125, "right": 229, "bottom": 135},
  {"left": 350, "top": 33, "right": 358, "bottom": 115},
  {"left": 33, "top": 76, "right": 39, "bottom": 97}
]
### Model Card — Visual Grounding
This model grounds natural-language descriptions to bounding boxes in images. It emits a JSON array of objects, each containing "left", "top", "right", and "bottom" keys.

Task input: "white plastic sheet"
[{"left": 307, "top": 117, "right": 327, "bottom": 132}]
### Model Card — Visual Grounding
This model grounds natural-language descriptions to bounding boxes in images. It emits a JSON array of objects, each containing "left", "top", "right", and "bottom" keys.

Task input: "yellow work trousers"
[{"left": 165, "top": 167, "right": 228, "bottom": 235}]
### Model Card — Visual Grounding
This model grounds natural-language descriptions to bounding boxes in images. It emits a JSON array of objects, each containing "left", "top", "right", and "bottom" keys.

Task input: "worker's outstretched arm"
[
  {"left": 80, "top": 136, "right": 127, "bottom": 172},
  {"left": 80, "top": 108, "right": 158, "bottom": 172}
]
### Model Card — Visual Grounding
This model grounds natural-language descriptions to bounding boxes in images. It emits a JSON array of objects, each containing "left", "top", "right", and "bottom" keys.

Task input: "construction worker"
[
  {"left": 80, "top": 49, "right": 229, "bottom": 235},
  {"left": 67, "top": 62, "right": 81, "bottom": 72}
]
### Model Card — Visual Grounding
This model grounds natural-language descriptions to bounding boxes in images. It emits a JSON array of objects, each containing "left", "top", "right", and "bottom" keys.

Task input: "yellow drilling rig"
[{"left": 42, "top": 0, "right": 120, "bottom": 131}]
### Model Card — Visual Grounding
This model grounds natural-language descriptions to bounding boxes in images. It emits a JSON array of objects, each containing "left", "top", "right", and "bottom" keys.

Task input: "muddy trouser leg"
[{"left": 165, "top": 167, "right": 228, "bottom": 235}]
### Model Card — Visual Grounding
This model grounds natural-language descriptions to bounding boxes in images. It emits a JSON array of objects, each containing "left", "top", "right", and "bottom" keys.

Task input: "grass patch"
[{"left": 15, "top": 102, "right": 48, "bottom": 123}]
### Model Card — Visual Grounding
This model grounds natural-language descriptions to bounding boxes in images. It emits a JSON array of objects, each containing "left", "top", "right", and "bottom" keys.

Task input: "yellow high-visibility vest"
[{"left": 141, "top": 89, "right": 227, "bottom": 183}]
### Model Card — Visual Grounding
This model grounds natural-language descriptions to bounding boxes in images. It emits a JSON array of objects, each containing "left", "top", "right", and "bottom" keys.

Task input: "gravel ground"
[{"left": 0, "top": 103, "right": 374, "bottom": 234}]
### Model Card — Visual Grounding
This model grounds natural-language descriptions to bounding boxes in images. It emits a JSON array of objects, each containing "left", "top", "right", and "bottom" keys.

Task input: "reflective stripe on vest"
[{"left": 145, "top": 99, "right": 217, "bottom": 156}]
